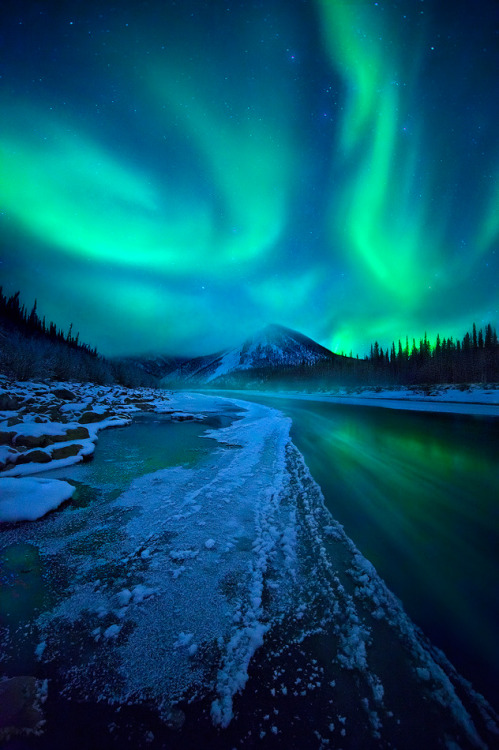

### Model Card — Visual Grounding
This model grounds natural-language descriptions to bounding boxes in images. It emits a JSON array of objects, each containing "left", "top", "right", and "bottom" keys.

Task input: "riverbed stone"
[
  {"left": 78, "top": 410, "right": 112, "bottom": 424},
  {"left": 52, "top": 388, "right": 76, "bottom": 400},
  {"left": 14, "top": 434, "right": 55, "bottom": 449},
  {"left": 16, "top": 449, "right": 52, "bottom": 465},
  {"left": 124, "top": 398, "right": 156, "bottom": 408},
  {"left": 0, "top": 431, "right": 18, "bottom": 446},
  {"left": 51, "top": 443, "right": 82, "bottom": 460},
  {"left": 0, "top": 395, "right": 19, "bottom": 410},
  {"left": 64, "top": 426, "right": 90, "bottom": 441},
  {"left": 46, "top": 407, "right": 64, "bottom": 421}
]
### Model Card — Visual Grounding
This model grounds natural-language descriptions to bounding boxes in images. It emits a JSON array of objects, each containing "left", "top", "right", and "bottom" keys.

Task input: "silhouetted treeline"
[
  {"left": 0, "top": 286, "right": 98, "bottom": 356},
  {"left": 207, "top": 356, "right": 366, "bottom": 390},
  {"left": 0, "top": 288, "right": 156, "bottom": 387},
  {"left": 365, "top": 322, "right": 499, "bottom": 385},
  {"left": 206, "top": 322, "right": 499, "bottom": 391}
]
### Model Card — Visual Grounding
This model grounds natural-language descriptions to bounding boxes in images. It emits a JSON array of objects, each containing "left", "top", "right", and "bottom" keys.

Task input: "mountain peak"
[
  {"left": 253, "top": 323, "right": 300, "bottom": 340},
  {"left": 161, "top": 324, "right": 336, "bottom": 384},
  {"left": 259, "top": 323, "right": 291, "bottom": 334},
  {"left": 242, "top": 323, "right": 333, "bottom": 354}
]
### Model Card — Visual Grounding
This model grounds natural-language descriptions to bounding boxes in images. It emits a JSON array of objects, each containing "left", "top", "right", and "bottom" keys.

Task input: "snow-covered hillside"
[{"left": 163, "top": 324, "right": 337, "bottom": 385}]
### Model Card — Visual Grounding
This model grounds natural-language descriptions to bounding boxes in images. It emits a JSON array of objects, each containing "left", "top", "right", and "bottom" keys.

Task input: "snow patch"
[{"left": 0, "top": 477, "right": 75, "bottom": 522}]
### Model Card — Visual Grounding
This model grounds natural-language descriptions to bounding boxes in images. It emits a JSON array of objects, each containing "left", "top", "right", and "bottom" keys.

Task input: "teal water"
[
  {"left": 215, "top": 391, "right": 499, "bottom": 712},
  {"left": 0, "top": 412, "right": 231, "bottom": 672},
  {"left": 35, "top": 412, "right": 230, "bottom": 492}
]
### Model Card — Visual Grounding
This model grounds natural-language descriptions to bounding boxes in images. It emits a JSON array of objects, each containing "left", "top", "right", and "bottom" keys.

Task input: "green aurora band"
[{"left": 1, "top": 0, "right": 497, "bottom": 356}]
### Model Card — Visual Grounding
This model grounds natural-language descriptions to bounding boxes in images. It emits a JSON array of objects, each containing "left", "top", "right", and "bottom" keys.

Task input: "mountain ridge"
[{"left": 157, "top": 324, "right": 340, "bottom": 385}]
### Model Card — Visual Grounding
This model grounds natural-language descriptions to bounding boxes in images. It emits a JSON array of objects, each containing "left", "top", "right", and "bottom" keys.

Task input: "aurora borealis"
[{"left": 1, "top": 0, "right": 498, "bottom": 357}]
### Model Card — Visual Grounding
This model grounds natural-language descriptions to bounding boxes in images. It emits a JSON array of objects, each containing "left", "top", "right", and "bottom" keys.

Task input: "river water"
[
  {"left": 33, "top": 411, "right": 233, "bottom": 495},
  {"left": 0, "top": 412, "right": 226, "bottom": 659},
  {"left": 214, "top": 391, "right": 499, "bottom": 713}
]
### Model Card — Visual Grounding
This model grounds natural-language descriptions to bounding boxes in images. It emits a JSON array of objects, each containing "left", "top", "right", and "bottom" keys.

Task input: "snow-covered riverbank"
[
  {"left": 0, "top": 380, "right": 222, "bottom": 521},
  {"left": 1, "top": 381, "right": 498, "bottom": 748}
]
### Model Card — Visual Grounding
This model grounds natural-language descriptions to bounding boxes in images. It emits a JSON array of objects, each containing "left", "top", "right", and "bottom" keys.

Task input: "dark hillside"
[{"left": 0, "top": 288, "right": 155, "bottom": 387}]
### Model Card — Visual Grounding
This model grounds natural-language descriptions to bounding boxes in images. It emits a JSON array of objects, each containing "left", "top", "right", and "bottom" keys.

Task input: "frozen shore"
[
  {"left": 1, "top": 380, "right": 498, "bottom": 748},
  {"left": 0, "top": 379, "right": 219, "bottom": 520}
]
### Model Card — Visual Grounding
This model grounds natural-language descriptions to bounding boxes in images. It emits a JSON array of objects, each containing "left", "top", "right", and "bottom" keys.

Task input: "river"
[
  {"left": 213, "top": 391, "right": 499, "bottom": 713},
  {"left": 2, "top": 395, "right": 498, "bottom": 747}
]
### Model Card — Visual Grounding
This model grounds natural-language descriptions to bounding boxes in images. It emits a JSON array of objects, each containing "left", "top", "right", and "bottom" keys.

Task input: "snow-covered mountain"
[{"left": 162, "top": 324, "right": 338, "bottom": 385}]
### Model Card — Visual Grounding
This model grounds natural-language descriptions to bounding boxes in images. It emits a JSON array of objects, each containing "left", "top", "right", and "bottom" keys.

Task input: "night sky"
[{"left": 1, "top": 0, "right": 498, "bottom": 357}]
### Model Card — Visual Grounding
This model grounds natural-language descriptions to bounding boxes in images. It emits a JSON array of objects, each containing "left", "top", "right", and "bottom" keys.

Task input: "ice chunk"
[
  {"left": 34, "top": 641, "right": 46, "bottom": 660},
  {"left": 131, "top": 584, "right": 156, "bottom": 603},
  {"left": 174, "top": 632, "right": 194, "bottom": 648},
  {"left": 116, "top": 589, "right": 132, "bottom": 607},
  {"left": 103, "top": 624, "right": 121, "bottom": 639},
  {"left": 169, "top": 549, "right": 199, "bottom": 561},
  {"left": 416, "top": 667, "right": 431, "bottom": 681}
]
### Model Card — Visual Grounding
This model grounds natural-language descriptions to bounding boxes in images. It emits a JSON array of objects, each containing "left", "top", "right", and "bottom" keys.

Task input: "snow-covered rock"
[{"left": 0, "top": 477, "right": 75, "bottom": 521}]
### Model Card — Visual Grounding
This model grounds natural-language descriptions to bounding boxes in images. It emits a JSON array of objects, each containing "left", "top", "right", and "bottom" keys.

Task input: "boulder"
[
  {"left": 0, "top": 431, "right": 17, "bottom": 446},
  {"left": 0, "top": 395, "right": 19, "bottom": 410},
  {"left": 47, "top": 407, "right": 63, "bottom": 421},
  {"left": 16, "top": 450, "right": 52, "bottom": 465},
  {"left": 51, "top": 388, "right": 76, "bottom": 400},
  {"left": 14, "top": 434, "right": 54, "bottom": 449},
  {"left": 51, "top": 443, "right": 82, "bottom": 460},
  {"left": 124, "top": 397, "right": 154, "bottom": 407},
  {"left": 78, "top": 411, "right": 112, "bottom": 424},
  {"left": 64, "top": 426, "right": 90, "bottom": 441}
]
